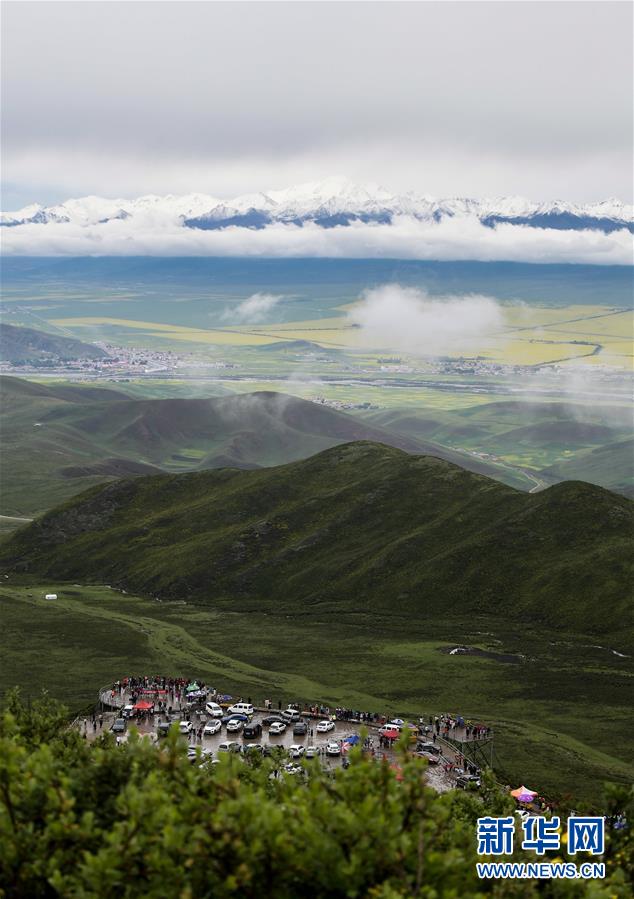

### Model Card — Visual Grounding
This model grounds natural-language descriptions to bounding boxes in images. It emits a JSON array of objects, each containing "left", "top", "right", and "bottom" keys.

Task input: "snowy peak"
[{"left": 2, "top": 180, "right": 632, "bottom": 234}]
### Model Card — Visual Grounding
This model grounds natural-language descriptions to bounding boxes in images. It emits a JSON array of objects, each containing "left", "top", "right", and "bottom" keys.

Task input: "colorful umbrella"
[
  {"left": 133, "top": 700, "right": 153, "bottom": 711},
  {"left": 382, "top": 728, "right": 400, "bottom": 740},
  {"left": 510, "top": 786, "right": 537, "bottom": 803}
]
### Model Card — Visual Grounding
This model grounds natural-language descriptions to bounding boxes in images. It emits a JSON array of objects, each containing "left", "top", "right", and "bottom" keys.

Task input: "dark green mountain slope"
[
  {"left": 0, "top": 322, "right": 107, "bottom": 363},
  {"left": 2, "top": 442, "right": 631, "bottom": 634},
  {"left": 0, "top": 376, "right": 526, "bottom": 518}
]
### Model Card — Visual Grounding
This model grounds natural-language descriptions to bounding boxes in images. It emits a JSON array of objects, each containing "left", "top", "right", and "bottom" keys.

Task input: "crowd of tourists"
[{"left": 101, "top": 677, "right": 492, "bottom": 745}]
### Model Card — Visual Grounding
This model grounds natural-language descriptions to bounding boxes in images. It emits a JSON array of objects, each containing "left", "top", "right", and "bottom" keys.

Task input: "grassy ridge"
[{"left": 1, "top": 442, "right": 631, "bottom": 634}]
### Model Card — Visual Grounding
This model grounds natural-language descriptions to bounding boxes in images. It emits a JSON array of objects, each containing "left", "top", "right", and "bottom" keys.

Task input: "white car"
[
  {"left": 226, "top": 719, "right": 243, "bottom": 733},
  {"left": 203, "top": 720, "right": 222, "bottom": 736},
  {"left": 217, "top": 741, "right": 242, "bottom": 753},
  {"left": 304, "top": 746, "right": 319, "bottom": 759},
  {"left": 282, "top": 707, "right": 301, "bottom": 722},
  {"left": 284, "top": 763, "right": 303, "bottom": 775},
  {"left": 205, "top": 702, "right": 224, "bottom": 718},
  {"left": 316, "top": 720, "right": 335, "bottom": 733},
  {"left": 179, "top": 720, "right": 193, "bottom": 734},
  {"left": 269, "top": 721, "right": 287, "bottom": 735},
  {"left": 380, "top": 724, "right": 401, "bottom": 735},
  {"left": 288, "top": 744, "right": 305, "bottom": 759},
  {"left": 326, "top": 741, "right": 341, "bottom": 756},
  {"left": 227, "top": 702, "right": 254, "bottom": 717},
  {"left": 243, "top": 743, "right": 265, "bottom": 755}
]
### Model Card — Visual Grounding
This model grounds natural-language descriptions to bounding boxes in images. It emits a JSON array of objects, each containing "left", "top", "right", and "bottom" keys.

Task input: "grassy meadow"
[{"left": 1, "top": 581, "right": 632, "bottom": 806}]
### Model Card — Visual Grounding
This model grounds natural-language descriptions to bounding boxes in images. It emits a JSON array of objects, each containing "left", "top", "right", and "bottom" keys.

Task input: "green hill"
[
  {"left": 541, "top": 438, "right": 634, "bottom": 498},
  {"left": 2, "top": 442, "right": 631, "bottom": 634},
  {"left": 0, "top": 322, "right": 107, "bottom": 363},
  {"left": 0, "top": 376, "right": 528, "bottom": 519},
  {"left": 361, "top": 401, "right": 633, "bottom": 495}
]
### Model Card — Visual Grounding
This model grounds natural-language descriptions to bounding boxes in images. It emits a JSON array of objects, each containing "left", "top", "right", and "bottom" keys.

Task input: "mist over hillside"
[{"left": 0, "top": 376, "right": 533, "bottom": 519}]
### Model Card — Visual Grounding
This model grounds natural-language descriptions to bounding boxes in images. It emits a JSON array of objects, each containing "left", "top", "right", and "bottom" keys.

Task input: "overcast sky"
[{"left": 2, "top": 1, "right": 633, "bottom": 208}]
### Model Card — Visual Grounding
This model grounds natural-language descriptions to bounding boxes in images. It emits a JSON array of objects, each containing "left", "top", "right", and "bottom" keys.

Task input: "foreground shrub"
[{"left": 0, "top": 692, "right": 631, "bottom": 898}]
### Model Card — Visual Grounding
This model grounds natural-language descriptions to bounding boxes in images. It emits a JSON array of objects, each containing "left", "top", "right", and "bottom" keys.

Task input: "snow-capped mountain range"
[{"left": 2, "top": 177, "right": 632, "bottom": 234}]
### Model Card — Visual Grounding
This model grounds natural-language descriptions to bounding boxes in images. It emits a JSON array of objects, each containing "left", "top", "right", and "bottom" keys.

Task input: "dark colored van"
[
  {"left": 416, "top": 742, "right": 441, "bottom": 755},
  {"left": 243, "top": 722, "right": 263, "bottom": 739}
]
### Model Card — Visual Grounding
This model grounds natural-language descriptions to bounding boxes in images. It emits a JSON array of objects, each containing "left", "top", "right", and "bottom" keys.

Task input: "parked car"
[
  {"left": 179, "top": 720, "right": 193, "bottom": 735},
  {"left": 262, "top": 715, "right": 286, "bottom": 726},
  {"left": 269, "top": 721, "right": 287, "bottom": 735},
  {"left": 288, "top": 744, "right": 305, "bottom": 759},
  {"left": 205, "top": 701, "right": 224, "bottom": 718},
  {"left": 292, "top": 721, "right": 308, "bottom": 736},
  {"left": 222, "top": 713, "right": 249, "bottom": 724},
  {"left": 243, "top": 722, "right": 263, "bottom": 739},
  {"left": 284, "top": 763, "right": 303, "bottom": 776},
  {"left": 157, "top": 721, "right": 171, "bottom": 737},
  {"left": 243, "top": 743, "right": 265, "bottom": 755},
  {"left": 217, "top": 741, "right": 242, "bottom": 753},
  {"left": 122, "top": 705, "right": 136, "bottom": 719},
  {"left": 111, "top": 718, "right": 126, "bottom": 734},
  {"left": 316, "top": 720, "right": 334, "bottom": 733},
  {"left": 325, "top": 741, "right": 341, "bottom": 756},
  {"left": 304, "top": 746, "right": 319, "bottom": 759},
  {"left": 416, "top": 751, "right": 440, "bottom": 765},
  {"left": 416, "top": 742, "right": 441, "bottom": 756},
  {"left": 227, "top": 702, "right": 254, "bottom": 717},
  {"left": 456, "top": 774, "right": 481, "bottom": 790},
  {"left": 380, "top": 724, "right": 402, "bottom": 735},
  {"left": 226, "top": 719, "right": 243, "bottom": 733},
  {"left": 282, "top": 708, "right": 301, "bottom": 722},
  {"left": 203, "top": 720, "right": 222, "bottom": 736}
]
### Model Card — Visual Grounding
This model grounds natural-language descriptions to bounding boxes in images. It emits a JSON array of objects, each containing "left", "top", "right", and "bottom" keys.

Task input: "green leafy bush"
[{"left": 0, "top": 691, "right": 631, "bottom": 898}]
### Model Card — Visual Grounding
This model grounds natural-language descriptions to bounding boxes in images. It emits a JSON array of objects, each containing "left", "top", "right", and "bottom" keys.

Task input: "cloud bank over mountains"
[{"left": 1, "top": 179, "right": 632, "bottom": 264}]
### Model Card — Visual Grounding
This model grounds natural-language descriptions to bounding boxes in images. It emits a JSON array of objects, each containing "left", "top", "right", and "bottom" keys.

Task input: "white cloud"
[
  {"left": 1, "top": 215, "right": 631, "bottom": 265},
  {"left": 225, "top": 293, "right": 285, "bottom": 324},
  {"left": 3, "top": 2, "right": 633, "bottom": 204},
  {"left": 347, "top": 285, "right": 506, "bottom": 356}
]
